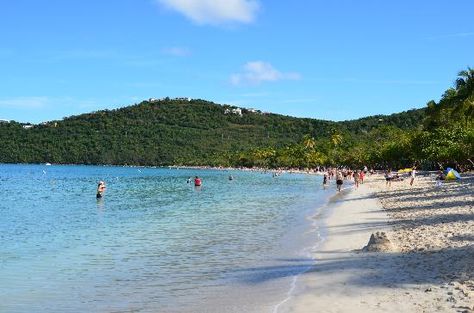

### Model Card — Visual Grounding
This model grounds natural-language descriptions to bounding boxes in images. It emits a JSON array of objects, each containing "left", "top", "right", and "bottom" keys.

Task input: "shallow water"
[{"left": 0, "top": 164, "right": 329, "bottom": 313}]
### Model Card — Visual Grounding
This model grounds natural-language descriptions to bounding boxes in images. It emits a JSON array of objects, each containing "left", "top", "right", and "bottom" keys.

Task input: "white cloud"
[
  {"left": 230, "top": 61, "right": 301, "bottom": 86},
  {"left": 162, "top": 46, "right": 191, "bottom": 57},
  {"left": 156, "top": 0, "right": 259, "bottom": 25}
]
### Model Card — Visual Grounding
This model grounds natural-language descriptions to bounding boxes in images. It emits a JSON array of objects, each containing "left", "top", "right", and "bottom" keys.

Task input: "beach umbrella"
[{"left": 445, "top": 168, "right": 461, "bottom": 180}]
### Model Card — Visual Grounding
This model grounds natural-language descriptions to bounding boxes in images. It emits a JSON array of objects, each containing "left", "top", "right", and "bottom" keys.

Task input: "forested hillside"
[
  {"left": 0, "top": 98, "right": 423, "bottom": 166},
  {"left": 1, "top": 68, "right": 472, "bottom": 169},
  {"left": 340, "top": 108, "right": 426, "bottom": 134},
  {"left": 230, "top": 68, "right": 473, "bottom": 170}
]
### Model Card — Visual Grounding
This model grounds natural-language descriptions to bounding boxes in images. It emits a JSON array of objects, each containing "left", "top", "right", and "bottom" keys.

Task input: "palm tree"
[
  {"left": 331, "top": 131, "right": 343, "bottom": 147},
  {"left": 455, "top": 67, "right": 474, "bottom": 98},
  {"left": 453, "top": 67, "right": 474, "bottom": 125},
  {"left": 302, "top": 135, "right": 316, "bottom": 150},
  {"left": 460, "top": 94, "right": 474, "bottom": 125}
]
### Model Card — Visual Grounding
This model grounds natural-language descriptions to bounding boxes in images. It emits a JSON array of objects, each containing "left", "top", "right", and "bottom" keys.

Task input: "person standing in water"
[
  {"left": 96, "top": 181, "right": 106, "bottom": 199},
  {"left": 323, "top": 173, "right": 328, "bottom": 188},
  {"left": 194, "top": 176, "right": 202, "bottom": 187}
]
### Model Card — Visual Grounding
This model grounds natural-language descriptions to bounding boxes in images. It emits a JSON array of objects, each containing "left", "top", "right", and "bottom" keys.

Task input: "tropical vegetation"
[{"left": 0, "top": 68, "right": 472, "bottom": 171}]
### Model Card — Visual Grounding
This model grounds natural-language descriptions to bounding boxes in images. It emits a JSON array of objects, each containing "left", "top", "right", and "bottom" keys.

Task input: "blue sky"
[{"left": 0, "top": 0, "right": 473, "bottom": 123}]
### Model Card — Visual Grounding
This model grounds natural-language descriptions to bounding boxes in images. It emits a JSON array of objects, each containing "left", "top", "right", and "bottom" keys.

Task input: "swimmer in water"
[
  {"left": 194, "top": 176, "right": 202, "bottom": 187},
  {"left": 96, "top": 181, "right": 106, "bottom": 198}
]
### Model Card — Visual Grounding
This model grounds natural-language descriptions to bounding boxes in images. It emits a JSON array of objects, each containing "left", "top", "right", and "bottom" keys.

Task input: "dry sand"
[{"left": 278, "top": 174, "right": 473, "bottom": 313}]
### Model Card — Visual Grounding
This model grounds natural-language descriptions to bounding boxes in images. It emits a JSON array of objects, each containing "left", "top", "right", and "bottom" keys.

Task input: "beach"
[{"left": 279, "top": 174, "right": 473, "bottom": 313}]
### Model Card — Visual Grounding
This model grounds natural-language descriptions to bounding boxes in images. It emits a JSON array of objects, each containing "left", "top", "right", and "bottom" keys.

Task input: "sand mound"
[{"left": 362, "top": 232, "right": 393, "bottom": 252}]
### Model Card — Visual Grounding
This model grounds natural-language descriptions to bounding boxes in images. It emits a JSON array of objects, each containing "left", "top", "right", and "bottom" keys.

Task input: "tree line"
[
  {"left": 0, "top": 69, "right": 471, "bottom": 170},
  {"left": 222, "top": 68, "right": 474, "bottom": 171}
]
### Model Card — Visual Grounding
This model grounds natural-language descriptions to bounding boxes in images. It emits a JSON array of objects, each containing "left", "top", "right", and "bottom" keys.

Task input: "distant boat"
[{"left": 45, "top": 163, "right": 52, "bottom": 166}]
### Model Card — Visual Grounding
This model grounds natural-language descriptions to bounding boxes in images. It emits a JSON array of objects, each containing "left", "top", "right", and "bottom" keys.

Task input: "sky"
[{"left": 0, "top": 0, "right": 473, "bottom": 123}]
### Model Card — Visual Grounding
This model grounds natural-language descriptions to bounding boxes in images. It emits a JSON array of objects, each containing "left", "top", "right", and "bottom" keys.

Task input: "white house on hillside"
[{"left": 224, "top": 108, "right": 242, "bottom": 116}]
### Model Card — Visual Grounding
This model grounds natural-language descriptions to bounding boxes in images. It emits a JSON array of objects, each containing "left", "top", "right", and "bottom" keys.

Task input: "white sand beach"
[{"left": 278, "top": 174, "right": 474, "bottom": 313}]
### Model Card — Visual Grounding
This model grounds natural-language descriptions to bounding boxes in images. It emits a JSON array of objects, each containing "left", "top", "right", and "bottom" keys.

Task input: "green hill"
[
  {"left": 0, "top": 98, "right": 424, "bottom": 166},
  {"left": 3, "top": 67, "right": 472, "bottom": 170},
  {"left": 340, "top": 108, "right": 425, "bottom": 134}
]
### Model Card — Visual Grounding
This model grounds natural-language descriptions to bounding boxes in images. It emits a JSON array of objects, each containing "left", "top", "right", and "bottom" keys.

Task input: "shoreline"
[
  {"left": 278, "top": 174, "right": 473, "bottom": 313},
  {"left": 277, "top": 179, "right": 396, "bottom": 313},
  {"left": 272, "top": 186, "right": 334, "bottom": 313},
  {"left": 1, "top": 162, "right": 326, "bottom": 176}
]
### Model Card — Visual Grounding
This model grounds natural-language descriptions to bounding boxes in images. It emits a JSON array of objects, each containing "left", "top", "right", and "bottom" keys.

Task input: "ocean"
[{"left": 0, "top": 164, "right": 329, "bottom": 313}]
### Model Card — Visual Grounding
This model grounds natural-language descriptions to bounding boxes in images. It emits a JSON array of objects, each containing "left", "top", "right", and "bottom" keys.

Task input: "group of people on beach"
[
  {"left": 384, "top": 167, "right": 416, "bottom": 187},
  {"left": 321, "top": 165, "right": 419, "bottom": 192},
  {"left": 322, "top": 166, "right": 370, "bottom": 192}
]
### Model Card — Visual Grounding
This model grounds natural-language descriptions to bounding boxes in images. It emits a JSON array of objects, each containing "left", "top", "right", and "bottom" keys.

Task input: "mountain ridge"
[{"left": 0, "top": 98, "right": 425, "bottom": 166}]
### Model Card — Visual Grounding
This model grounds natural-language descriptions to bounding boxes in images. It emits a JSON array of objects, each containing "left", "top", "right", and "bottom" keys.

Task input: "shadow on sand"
[{"left": 233, "top": 174, "right": 473, "bottom": 294}]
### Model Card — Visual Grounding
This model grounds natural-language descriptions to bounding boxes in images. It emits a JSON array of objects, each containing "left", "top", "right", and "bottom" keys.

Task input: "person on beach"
[
  {"left": 96, "top": 181, "right": 106, "bottom": 199},
  {"left": 336, "top": 171, "right": 343, "bottom": 192},
  {"left": 410, "top": 167, "right": 416, "bottom": 186},
  {"left": 436, "top": 170, "right": 446, "bottom": 181},
  {"left": 194, "top": 176, "right": 202, "bottom": 187},
  {"left": 359, "top": 170, "right": 365, "bottom": 184},
  {"left": 323, "top": 173, "right": 328, "bottom": 188},
  {"left": 435, "top": 170, "right": 446, "bottom": 187},
  {"left": 384, "top": 170, "right": 392, "bottom": 187},
  {"left": 354, "top": 170, "right": 360, "bottom": 188}
]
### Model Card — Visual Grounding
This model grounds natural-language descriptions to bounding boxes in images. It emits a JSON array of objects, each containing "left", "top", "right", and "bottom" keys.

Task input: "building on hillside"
[
  {"left": 22, "top": 124, "right": 33, "bottom": 129},
  {"left": 40, "top": 122, "right": 58, "bottom": 127},
  {"left": 233, "top": 108, "right": 242, "bottom": 116},
  {"left": 224, "top": 108, "right": 243, "bottom": 116},
  {"left": 175, "top": 97, "right": 191, "bottom": 102}
]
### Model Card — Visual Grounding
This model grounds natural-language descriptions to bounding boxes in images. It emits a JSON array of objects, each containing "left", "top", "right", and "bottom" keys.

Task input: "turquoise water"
[{"left": 0, "top": 164, "right": 328, "bottom": 313}]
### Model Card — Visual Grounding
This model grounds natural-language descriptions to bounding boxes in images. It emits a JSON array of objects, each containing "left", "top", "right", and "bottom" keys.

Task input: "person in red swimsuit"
[{"left": 194, "top": 176, "right": 202, "bottom": 187}]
